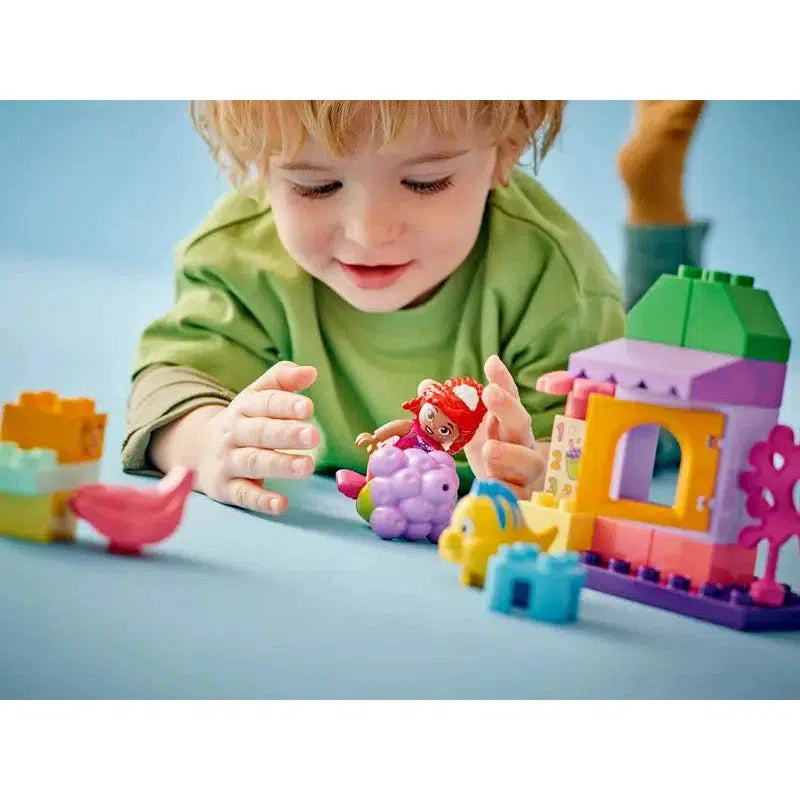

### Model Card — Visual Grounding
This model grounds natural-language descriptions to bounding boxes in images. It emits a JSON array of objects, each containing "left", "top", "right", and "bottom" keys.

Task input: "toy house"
[{"left": 521, "top": 266, "right": 800, "bottom": 630}]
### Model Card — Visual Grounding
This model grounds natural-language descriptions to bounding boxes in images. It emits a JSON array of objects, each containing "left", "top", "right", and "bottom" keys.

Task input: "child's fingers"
[
  {"left": 484, "top": 440, "right": 544, "bottom": 488},
  {"left": 482, "top": 385, "right": 534, "bottom": 448},
  {"left": 232, "top": 417, "right": 319, "bottom": 451},
  {"left": 225, "top": 478, "right": 289, "bottom": 515},
  {"left": 227, "top": 447, "right": 315, "bottom": 481},
  {"left": 483, "top": 355, "right": 519, "bottom": 400},
  {"left": 236, "top": 388, "right": 314, "bottom": 421},
  {"left": 249, "top": 361, "right": 318, "bottom": 394}
]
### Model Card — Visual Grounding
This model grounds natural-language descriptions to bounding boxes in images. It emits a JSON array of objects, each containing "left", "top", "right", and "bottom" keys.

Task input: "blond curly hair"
[{"left": 190, "top": 100, "right": 566, "bottom": 188}]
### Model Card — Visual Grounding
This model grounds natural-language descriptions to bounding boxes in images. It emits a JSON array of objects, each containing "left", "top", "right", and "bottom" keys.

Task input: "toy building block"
[
  {"left": 581, "top": 552, "right": 800, "bottom": 631},
  {"left": 683, "top": 271, "right": 790, "bottom": 363},
  {"left": 536, "top": 371, "right": 616, "bottom": 421},
  {"left": 0, "top": 441, "right": 100, "bottom": 496},
  {"left": 0, "top": 490, "right": 74, "bottom": 543},
  {"left": 1, "top": 392, "right": 107, "bottom": 464},
  {"left": 626, "top": 265, "right": 698, "bottom": 347},
  {"left": 518, "top": 491, "right": 594, "bottom": 553},
  {"left": 737, "top": 425, "right": 800, "bottom": 606},
  {"left": 439, "top": 479, "right": 557, "bottom": 588},
  {"left": 542, "top": 415, "right": 586, "bottom": 500},
  {"left": 626, "top": 265, "right": 790, "bottom": 363},
  {"left": 530, "top": 551, "right": 586, "bottom": 623},
  {"left": 647, "top": 533, "right": 756, "bottom": 589},
  {"left": 485, "top": 543, "right": 541, "bottom": 614},
  {"left": 0, "top": 443, "right": 58, "bottom": 495},
  {"left": 590, "top": 517, "right": 654, "bottom": 573},
  {"left": 485, "top": 544, "right": 586, "bottom": 623},
  {"left": 574, "top": 394, "right": 723, "bottom": 531},
  {"left": 567, "top": 338, "right": 786, "bottom": 409}
]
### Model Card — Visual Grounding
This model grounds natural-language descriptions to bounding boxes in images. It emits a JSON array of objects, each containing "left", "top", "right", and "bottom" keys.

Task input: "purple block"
[
  {"left": 568, "top": 339, "right": 786, "bottom": 409},
  {"left": 581, "top": 557, "right": 800, "bottom": 631}
]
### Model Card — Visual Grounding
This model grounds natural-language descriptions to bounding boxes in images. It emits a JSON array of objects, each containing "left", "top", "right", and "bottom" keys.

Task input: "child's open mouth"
[{"left": 337, "top": 260, "right": 413, "bottom": 290}]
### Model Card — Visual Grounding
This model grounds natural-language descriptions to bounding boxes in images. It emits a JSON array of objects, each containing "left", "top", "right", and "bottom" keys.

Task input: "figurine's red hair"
[{"left": 402, "top": 377, "right": 486, "bottom": 454}]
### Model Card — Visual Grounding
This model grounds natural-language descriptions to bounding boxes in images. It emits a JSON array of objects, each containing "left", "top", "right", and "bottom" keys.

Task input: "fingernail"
[
  {"left": 295, "top": 399, "right": 308, "bottom": 416},
  {"left": 299, "top": 427, "right": 314, "bottom": 448},
  {"left": 292, "top": 457, "right": 307, "bottom": 474},
  {"left": 270, "top": 497, "right": 281, "bottom": 512}
]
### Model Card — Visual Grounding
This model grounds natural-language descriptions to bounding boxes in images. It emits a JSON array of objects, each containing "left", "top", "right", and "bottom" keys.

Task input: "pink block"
[{"left": 568, "top": 338, "right": 786, "bottom": 408}]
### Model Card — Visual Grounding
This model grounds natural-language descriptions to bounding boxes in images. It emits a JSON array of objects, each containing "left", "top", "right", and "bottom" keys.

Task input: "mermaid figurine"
[{"left": 336, "top": 376, "right": 487, "bottom": 499}]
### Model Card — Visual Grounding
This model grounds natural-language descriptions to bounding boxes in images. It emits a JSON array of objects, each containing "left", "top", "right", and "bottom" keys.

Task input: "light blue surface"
[{"left": 1, "top": 101, "right": 799, "bottom": 698}]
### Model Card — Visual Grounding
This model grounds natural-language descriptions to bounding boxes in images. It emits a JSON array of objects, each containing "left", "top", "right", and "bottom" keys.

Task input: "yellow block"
[
  {"left": 0, "top": 489, "right": 76, "bottom": 543},
  {"left": 574, "top": 395, "right": 723, "bottom": 531},
  {"left": 519, "top": 492, "right": 595, "bottom": 553}
]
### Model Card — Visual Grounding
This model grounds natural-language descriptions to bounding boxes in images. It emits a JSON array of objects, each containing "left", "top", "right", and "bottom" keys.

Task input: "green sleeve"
[
  {"left": 133, "top": 258, "right": 280, "bottom": 392},
  {"left": 623, "top": 221, "right": 710, "bottom": 310}
]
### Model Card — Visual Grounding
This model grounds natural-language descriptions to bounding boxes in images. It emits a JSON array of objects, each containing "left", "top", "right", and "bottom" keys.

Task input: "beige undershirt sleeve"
[{"left": 122, "top": 365, "right": 236, "bottom": 476}]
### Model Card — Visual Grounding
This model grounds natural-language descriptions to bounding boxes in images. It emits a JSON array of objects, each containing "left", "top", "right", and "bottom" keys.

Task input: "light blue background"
[{"left": 0, "top": 101, "right": 798, "bottom": 699}]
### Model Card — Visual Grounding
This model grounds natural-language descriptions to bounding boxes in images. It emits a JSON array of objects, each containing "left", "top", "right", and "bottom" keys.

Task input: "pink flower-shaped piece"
[{"left": 737, "top": 425, "right": 800, "bottom": 606}]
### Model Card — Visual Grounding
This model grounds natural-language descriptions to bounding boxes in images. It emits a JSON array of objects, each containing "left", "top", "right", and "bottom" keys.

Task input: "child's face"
[{"left": 267, "top": 127, "right": 499, "bottom": 312}]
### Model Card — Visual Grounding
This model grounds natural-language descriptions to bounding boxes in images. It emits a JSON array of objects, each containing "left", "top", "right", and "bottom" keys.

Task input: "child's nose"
[{"left": 344, "top": 198, "right": 402, "bottom": 248}]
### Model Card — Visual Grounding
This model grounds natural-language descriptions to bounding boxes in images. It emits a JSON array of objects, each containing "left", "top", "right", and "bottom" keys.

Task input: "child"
[{"left": 123, "top": 100, "right": 703, "bottom": 513}]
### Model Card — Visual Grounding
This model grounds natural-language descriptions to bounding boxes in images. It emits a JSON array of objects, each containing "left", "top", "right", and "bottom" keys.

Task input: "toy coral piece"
[
  {"left": 68, "top": 466, "right": 194, "bottom": 555},
  {"left": 336, "top": 376, "right": 486, "bottom": 501},
  {"left": 349, "top": 446, "right": 458, "bottom": 542},
  {"left": 737, "top": 425, "right": 800, "bottom": 607},
  {"left": 438, "top": 479, "right": 557, "bottom": 588},
  {"left": 485, "top": 543, "right": 586, "bottom": 623}
]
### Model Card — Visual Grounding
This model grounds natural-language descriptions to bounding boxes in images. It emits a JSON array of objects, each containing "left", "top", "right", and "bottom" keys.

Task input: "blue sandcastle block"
[
  {"left": 486, "top": 543, "right": 541, "bottom": 615},
  {"left": 486, "top": 545, "right": 586, "bottom": 624}
]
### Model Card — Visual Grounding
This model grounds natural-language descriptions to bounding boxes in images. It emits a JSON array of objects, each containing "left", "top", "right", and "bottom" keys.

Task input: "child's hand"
[
  {"left": 195, "top": 361, "right": 320, "bottom": 514},
  {"left": 463, "top": 355, "right": 545, "bottom": 500}
]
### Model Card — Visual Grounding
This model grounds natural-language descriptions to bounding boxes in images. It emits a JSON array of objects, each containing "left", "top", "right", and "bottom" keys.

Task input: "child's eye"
[
  {"left": 291, "top": 181, "right": 341, "bottom": 199},
  {"left": 402, "top": 176, "right": 454, "bottom": 195}
]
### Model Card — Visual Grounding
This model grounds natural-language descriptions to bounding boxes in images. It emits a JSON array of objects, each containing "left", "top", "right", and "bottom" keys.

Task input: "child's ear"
[{"left": 491, "top": 123, "right": 529, "bottom": 188}]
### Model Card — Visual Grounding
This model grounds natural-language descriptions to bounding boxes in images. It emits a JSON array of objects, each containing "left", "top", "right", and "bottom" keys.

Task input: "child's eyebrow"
[
  {"left": 400, "top": 149, "right": 470, "bottom": 167},
  {"left": 276, "top": 149, "right": 470, "bottom": 172}
]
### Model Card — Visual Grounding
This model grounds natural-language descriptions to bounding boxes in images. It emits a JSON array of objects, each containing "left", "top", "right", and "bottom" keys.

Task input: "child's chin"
[{"left": 343, "top": 289, "right": 412, "bottom": 313}]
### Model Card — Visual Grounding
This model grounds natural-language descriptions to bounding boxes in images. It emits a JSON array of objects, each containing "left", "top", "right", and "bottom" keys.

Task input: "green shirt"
[{"left": 124, "top": 168, "right": 625, "bottom": 490}]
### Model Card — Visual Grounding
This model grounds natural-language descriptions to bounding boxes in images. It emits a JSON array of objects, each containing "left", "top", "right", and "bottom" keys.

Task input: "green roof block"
[
  {"left": 626, "top": 265, "right": 791, "bottom": 363},
  {"left": 683, "top": 270, "right": 791, "bottom": 362},
  {"left": 626, "top": 265, "right": 701, "bottom": 346}
]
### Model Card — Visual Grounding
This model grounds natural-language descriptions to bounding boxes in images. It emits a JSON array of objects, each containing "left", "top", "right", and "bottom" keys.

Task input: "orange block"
[
  {"left": 591, "top": 517, "right": 653, "bottom": 570},
  {"left": 1, "top": 392, "right": 107, "bottom": 464},
  {"left": 648, "top": 532, "right": 756, "bottom": 589}
]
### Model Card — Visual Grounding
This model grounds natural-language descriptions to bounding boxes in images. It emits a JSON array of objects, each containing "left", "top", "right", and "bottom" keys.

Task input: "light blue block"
[
  {"left": 0, "top": 442, "right": 58, "bottom": 496},
  {"left": 531, "top": 552, "right": 586, "bottom": 624},
  {"left": 485, "top": 543, "right": 540, "bottom": 614}
]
